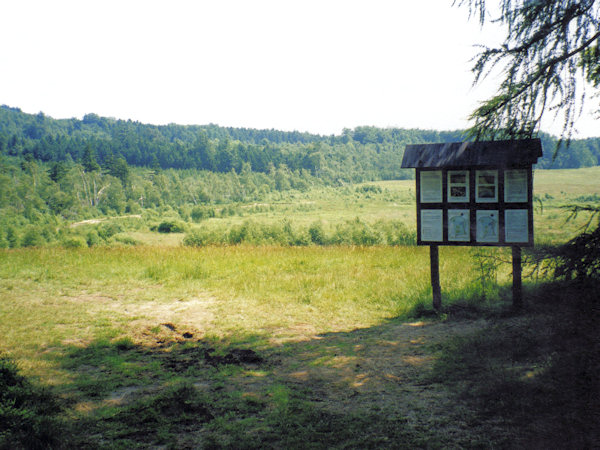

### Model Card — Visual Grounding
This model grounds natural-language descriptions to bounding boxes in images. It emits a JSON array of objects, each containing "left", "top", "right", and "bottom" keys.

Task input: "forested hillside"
[
  {"left": 1, "top": 105, "right": 458, "bottom": 182},
  {"left": 1, "top": 105, "right": 598, "bottom": 178},
  {"left": 0, "top": 105, "right": 598, "bottom": 249}
]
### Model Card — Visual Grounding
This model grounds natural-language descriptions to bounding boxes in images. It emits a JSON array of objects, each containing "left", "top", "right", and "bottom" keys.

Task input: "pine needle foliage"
[{"left": 456, "top": 0, "right": 600, "bottom": 145}]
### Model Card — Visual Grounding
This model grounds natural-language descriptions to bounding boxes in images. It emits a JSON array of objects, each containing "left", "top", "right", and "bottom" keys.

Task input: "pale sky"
[{"left": 1, "top": 0, "right": 597, "bottom": 137}]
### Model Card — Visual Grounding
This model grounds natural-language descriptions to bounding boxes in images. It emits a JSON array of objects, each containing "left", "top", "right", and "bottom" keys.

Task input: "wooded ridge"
[{"left": 2, "top": 105, "right": 599, "bottom": 179}]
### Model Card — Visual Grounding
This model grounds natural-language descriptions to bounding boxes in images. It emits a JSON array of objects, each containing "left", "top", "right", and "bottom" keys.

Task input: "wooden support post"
[
  {"left": 512, "top": 246, "right": 523, "bottom": 309},
  {"left": 430, "top": 245, "right": 441, "bottom": 310}
]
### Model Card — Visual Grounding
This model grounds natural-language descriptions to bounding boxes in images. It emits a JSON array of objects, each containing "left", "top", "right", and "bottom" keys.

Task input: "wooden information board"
[
  {"left": 416, "top": 166, "right": 534, "bottom": 247},
  {"left": 401, "top": 139, "right": 543, "bottom": 309}
]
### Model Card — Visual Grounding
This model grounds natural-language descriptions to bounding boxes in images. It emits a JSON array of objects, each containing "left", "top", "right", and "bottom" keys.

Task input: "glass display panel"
[{"left": 505, "top": 209, "right": 529, "bottom": 242}]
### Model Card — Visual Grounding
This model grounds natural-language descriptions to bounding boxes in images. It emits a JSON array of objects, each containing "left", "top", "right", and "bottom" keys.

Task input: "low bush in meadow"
[
  {"left": 184, "top": 218, "right": 416, "bottom": 247},
  {"left": 157, "top": 220, "right": 187, "bottom": 233}
]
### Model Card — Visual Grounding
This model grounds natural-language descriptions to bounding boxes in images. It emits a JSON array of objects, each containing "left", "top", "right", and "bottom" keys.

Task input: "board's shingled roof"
[{"left": 401, "top": 139, "right": 543, "bottom": 168}]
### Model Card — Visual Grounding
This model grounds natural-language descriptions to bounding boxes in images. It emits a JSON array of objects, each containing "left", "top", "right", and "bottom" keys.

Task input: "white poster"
[
  {"left": 476, "top": 210, "right": 499, "bottom": 243},
  {"left": 421, "top": 209, "right": 443, "bottom": 241},
  {"left": 476, "top": 170, "right": 498, "bottom": 202},
  {"left": 448, "top": 209, "right": 470, "bottom": 241},
  {"left": 505, "top": 209, "right": 529, "bottom": 243},
  {"left": 447, "top": 170, "right": 469, "bottom": 203},
  {"left": 420, "top": 171, "right": 442, "bottom": 203},
  {"left": 504, "top": 169, "right": 528, "bottom": 203}
]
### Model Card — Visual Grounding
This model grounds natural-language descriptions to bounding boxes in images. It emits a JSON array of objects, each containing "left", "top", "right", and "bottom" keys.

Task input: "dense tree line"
[{"left": 2, "top": 106, "right": 597, "bottom": 184}]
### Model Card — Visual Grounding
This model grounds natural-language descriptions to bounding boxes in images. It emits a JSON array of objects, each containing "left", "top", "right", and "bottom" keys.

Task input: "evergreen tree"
[
  {"left": 81, "top": 144, "right": 100, "bottom": 172},
  {"left": 150, "top": 155, "right": 162, "bottom": 174},
  {"left": 49, "top": 161, "right": 68, "bottom": 183},
  {"left": 105, "top": 154, "right": 130, "bottom": 187},
  {"left": 6, "top": 226, "right": 19, "bottom": 248},
  {"left": 457, "top": 0, "right": 600, "bottom": 141},
  {"left": 459, "top": 0, "right": 600, "bottom": 282}
]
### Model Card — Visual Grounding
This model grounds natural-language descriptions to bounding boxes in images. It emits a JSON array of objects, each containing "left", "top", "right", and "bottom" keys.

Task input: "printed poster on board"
[
  {"left": 421, "top": 210, "right": 443, "bottom": 241},
  {"left": 447, "top": 170, "right": 469, "bottom": 203},
  {"left": 476, "top": 210, "right": 499, "bottom": 243},
  {"left": 476, "top": 170, "right": 498, "bottom": 202},
  {"left": 505, "top": 209, "right": 529, "bottom": 243},
  {"left": 448, "top": 209, "right": 470, "bottom": 241},
  {"left": 420, "top": 171, "right": 442, "bottom": 203},
  {"left": 504, "top": 169, "right": 528, "bottom": 203}
]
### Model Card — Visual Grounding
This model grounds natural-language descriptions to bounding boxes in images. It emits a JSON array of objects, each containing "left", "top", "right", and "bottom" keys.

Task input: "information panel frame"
[{"left": 415, "top": 166, "right": 534, "bottom": 247}]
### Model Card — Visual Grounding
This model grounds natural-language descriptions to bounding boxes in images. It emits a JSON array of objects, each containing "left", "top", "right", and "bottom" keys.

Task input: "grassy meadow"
[{"left": 0, "top": 167, "right": 599, "bottom": 448}]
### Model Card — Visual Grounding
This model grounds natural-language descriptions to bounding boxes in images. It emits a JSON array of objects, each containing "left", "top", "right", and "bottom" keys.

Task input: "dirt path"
[{"left": 69, "top": 214, "right": 142, "bottom": 227}]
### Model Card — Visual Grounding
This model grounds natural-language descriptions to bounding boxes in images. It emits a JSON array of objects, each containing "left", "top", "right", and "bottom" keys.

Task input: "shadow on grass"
[
  {"left": 45, "top": 324, "right": 436, "bottom": 448},
  {"left": 430, "top": 279, "right": 600, "bottom": 449},
  {"left": 3, "top": 281, "right": 599, "bottom": 448}
]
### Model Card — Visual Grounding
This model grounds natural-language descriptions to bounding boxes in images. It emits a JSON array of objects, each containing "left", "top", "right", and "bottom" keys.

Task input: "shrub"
[
  {"left": 157, "top": 220, "right": 187, "bottom": 233},
  {"left": 21, "top": 226, "right": 45, "bottom": 247},
  {"left": 0, "top": 355, "right": 65, "bottom": 448},
  {"left": 332, "top": 218, "right": 383, "bottom": 246},
  {"left": 356, "top": 184, "right": 382, "bottom": 194},
  {"left": 373, "top": 220, "right": 416, "bottom": 246},
  {"left": 308, "top": 221, "right": 327, "bottom": 245},
  {"left": 191, "top": 206, "right": 216, "bottom": 222},
  {"left": 86, "top": 230, "right": 101, "bottom": 247},
  {"left": 221, "top": 205, "right": 239, "bottom": 217},
  {"left": 61, "top": 236, "right": 87, "bottom": 248},
  {"left": 98, "top": 222, "right": 122, "bottom": 240},
  {"left": 183, "top": 229, "right": 217, "bottom": 247},
  {"left": 183, "top": 231, "right": 204, "bottom": 247},
  {"left": 177, "top": 206, "right": 191, "bottom": 222},
  {"left": 292, "top": 229, "right": 311, "bottom": 246},
  {"left": 5, "top": 227, "right": 19, "bottom": 249},
  {"left": 114, "top": 235, "right": 140, "bottom": 246},
  {"left": 228, "top": 220, "right": 263, "bottom": 244},
  {"left": 125, "top": 199, "right": 142, "bottom": 214},
  {"left": 350, "top": 222, "right": 382, "bottom": 246},
  {"left": 184, "top": 219, "right": 417, "bottom": 247}
]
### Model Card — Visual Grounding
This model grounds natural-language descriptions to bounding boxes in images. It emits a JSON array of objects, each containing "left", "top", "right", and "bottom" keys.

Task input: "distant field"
[
  {"left": 533, "top": 166, "right": 600, "bottom": 197},
  {"left": 118, "top": 166, "right": 599, "bottom": 247}
]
